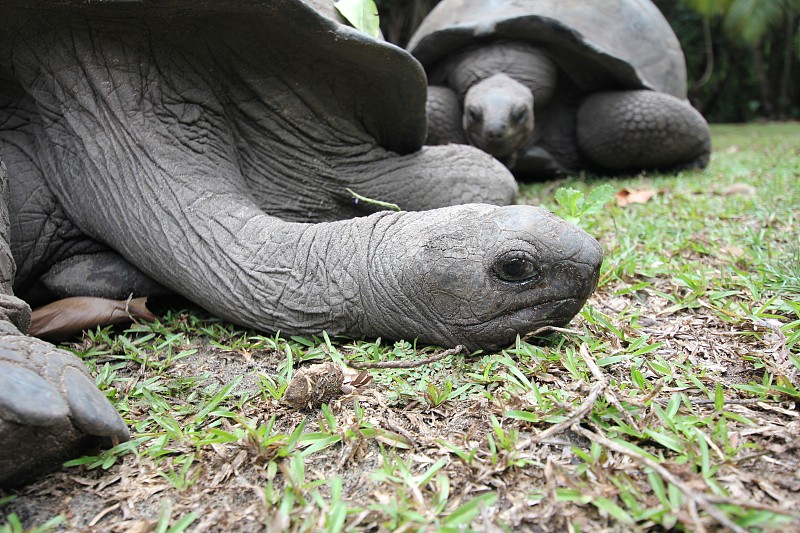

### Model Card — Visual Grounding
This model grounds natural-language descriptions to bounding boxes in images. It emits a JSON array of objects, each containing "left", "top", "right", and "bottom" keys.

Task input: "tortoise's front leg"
[
  {"left": 576, "top": 90, "right": 711, "bottom": 173},
  {"left": 424, "top": 85, "right": 468, "bottom": 147},
  {"left": 345, "top": 143, "right": 517, "bottom": 213},
  {"left": 0, "top": 163, "right": 129, "bottom": 488},
  {"left": 0, "top": 323, "right": 131, "bottom": 487}
]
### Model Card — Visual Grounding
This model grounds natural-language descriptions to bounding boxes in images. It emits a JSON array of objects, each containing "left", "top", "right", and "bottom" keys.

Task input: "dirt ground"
[{"left": 2, "top": 275, "right": 798, "bottom": 532}]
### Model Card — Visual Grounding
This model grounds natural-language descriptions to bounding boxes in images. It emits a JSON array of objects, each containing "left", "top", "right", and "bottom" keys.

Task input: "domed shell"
[
  {"left": 2, "top": 0, "right": 429, "bottom": 156},
  {"left": 407, "top": 0, "right": 687, "bottom": 98},
  {"left": 302, "top": 0, "right": 430, "bottom": 153}
]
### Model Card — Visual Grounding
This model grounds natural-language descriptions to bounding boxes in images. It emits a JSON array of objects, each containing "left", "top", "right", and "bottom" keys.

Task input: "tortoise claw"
[
  {"left": 62, "top": 365, "right": 130, "bottom": 438},
  {"left": 0, "top": 333, "right": 129, "bottom": 487},
  {"left": 0, "top": 361, "right": 68, "bottom": 425}
]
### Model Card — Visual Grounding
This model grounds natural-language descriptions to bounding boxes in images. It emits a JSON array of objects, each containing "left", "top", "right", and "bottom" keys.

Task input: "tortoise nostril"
[{"left": 485, "top": 125, "right": 506, "bottom": 140}]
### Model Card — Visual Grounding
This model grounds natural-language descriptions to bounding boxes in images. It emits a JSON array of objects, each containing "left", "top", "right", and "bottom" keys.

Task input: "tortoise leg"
[
  {"left": 337, "top": 88, "right": 515, "bottom": 213},
  {"left": 34, "top": 250, "right": 172, "bottom": 303},
  {"left": 0, "top": 161, "right": 129, "bottom": 488},
  {"left": 23, "top": 250, "right": 170, "bottom": 342},
  {"left": 346, "top": 143, "right": 517, "bottom": 213},
  {"left": 576, "top": 90, "right": 711, "bottom": 173},
  {"left": 424, "top": 86, "right": 467, "bottom": 146}
]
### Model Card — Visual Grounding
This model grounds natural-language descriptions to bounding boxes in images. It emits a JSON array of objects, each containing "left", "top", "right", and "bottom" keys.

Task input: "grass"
[{"left": 1, "top": 122, "right": 799, "bottom": 532}]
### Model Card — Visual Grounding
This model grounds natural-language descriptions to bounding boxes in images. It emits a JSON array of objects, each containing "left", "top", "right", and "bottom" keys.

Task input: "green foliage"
[
  {"left": 657, "top": 0, "right": 800, "bottom": 120},
  {"left": 552, "top": 184, "right": 615, "bottom": 228},
  {"left": 335, "top": 0, "right": 380, "bottom": 38},
  {"left": 681, "top": 0, "right": 800, "bottom": 46}
]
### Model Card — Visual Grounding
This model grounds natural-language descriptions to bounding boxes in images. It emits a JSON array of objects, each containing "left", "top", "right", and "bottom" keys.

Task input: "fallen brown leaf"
[
  {"left": 722, "top": 183, "right": 756, "bottom": 196},
  {"left": 615, "top": 187, "right": 657, "bottom": 206},
  {"left": 29, "top": 296, "right": 157, "bottom": 341}
]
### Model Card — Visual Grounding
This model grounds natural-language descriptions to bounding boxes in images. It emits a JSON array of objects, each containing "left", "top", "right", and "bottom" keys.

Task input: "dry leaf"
[
  {"left": 122, "top": 521, "right": 155, "bottom": 533},
  {"left": 721, "top": 244, "right": 745, "bottom": 259},
  {"left": 722, "top": 183, "right": 756, "bottom": 196},
  {"left": 30, "top": 296, "right": 157, "bottom": 341},
  {"left": 616, "top": 187, "right": 657, "bottom": 206}
]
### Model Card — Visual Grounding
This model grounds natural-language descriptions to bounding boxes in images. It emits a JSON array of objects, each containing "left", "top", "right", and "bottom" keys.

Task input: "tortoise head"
[
  {"left": 462, "top": 73, "right": 534, "bottom": 159},
  {"left": 359, "top": 204, "right": 603, "bottom": 351}
]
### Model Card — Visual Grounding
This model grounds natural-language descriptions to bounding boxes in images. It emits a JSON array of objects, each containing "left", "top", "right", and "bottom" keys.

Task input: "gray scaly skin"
[
  {"left": 410, "top": 0, "right": 712, "bottom": 178},
  {"left": 0, "top": 162, "right": 129, "bottom": 488},
  {"left": 0, "top": 0, "right": 602, "bottom": 485}
]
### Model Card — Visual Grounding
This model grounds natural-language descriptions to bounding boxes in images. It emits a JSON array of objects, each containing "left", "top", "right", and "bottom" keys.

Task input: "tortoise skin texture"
[{"left": 0, "top": 0, "right": 602, "bottom": 486}]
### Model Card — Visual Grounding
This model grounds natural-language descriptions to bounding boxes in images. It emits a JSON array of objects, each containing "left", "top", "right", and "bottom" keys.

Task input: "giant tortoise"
[
  {"left": 408, "top": 0, "right": 712, "bottom": 178},
  {"left": 0, "top": 0, "right": 602, "bottom": 485}
]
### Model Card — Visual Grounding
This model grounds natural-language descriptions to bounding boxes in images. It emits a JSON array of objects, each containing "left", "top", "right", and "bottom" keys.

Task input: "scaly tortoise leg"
[
  {"left": 424, "top": 85, "right": 467, "bottom": 146},
  {"left": 0, "top": 161, "right": 129, "bottom": 488},
  {"left": 576, "top": 90, "right": 711, "bottom": 173}
]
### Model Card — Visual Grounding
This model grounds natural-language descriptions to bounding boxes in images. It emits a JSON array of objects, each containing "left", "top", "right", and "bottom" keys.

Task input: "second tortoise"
[{"left": 408, "top": 0, "right": 712, "bottom": 178}]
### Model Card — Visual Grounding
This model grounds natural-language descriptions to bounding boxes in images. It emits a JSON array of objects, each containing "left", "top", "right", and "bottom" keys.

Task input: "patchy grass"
[{"left": 1, "top": 122, "right": 799, "bottom": 532}]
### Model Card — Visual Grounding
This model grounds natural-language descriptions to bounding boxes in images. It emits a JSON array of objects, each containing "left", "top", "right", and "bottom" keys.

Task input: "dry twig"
[
  {"left": 575, "top": 343, "right": 640, "bottom": 428},
  {"left": 517, "top": 343, "right": 609, "bottom": 449},
  {"left": 516, "top": 379, "right": 607, "bottom": 450},
  {"left": 571, "top": 424, "right": 748, "bottom": 533},
  {"left": 521, "top": 325, "right": 583, "bottom": 343}
]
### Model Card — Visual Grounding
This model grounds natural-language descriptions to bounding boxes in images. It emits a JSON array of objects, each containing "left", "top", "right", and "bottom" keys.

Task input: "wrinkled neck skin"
[
  {"left": 1, "top": 7, "right": 570, "bottom": 350},
  {"left": 0, "top": 23, "right": 374, "bottom": 335}
]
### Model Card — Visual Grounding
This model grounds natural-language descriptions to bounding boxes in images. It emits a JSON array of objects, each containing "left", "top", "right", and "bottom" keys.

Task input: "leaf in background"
[
  {"left": 334, "top": 0, "right": 380, "bottom": 38},
  {"left": 721, "top": 182, "right": 756, "bottom": 196},
  {"left": 615, "top": 187, "right": 657, "bottom": 206}
]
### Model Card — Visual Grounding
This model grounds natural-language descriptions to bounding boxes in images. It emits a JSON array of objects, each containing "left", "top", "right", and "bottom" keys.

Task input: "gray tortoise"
[
  {"left": 0, "top": 0, "right": 602, "bottom": 486},
  {"left": 408, "top": 0, "right": 712, "bottom": 178}
]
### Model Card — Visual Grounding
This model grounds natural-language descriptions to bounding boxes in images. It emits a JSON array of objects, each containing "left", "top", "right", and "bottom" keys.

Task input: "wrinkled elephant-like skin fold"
[{"left": 0, "top": 1, "right": 602, "bottom": 486}]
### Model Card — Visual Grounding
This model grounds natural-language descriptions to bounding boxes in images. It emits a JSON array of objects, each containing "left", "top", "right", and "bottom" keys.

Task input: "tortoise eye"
[
  {"left": 466, "top": 106, "right": 483, "bottom": 123},
  {"left": 494, "top": 253, "right": 540, "bottom": 283},
  {"left": 512, "top": 106, "right": 528, "bottom": 124}
]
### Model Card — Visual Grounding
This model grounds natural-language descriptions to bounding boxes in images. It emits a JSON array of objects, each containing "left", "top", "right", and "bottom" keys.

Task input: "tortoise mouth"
[
  {"left": 468, "top": 131, "right": 528, "bottom": 158},
  {"left": 455, "top": 296, "right": 589, "bottom": 352},
  {"left": 500, "top": 296, "right": 585, "bottom": 331}
]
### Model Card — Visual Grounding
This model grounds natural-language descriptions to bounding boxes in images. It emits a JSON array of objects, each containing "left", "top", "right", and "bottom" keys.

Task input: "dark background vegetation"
[{"left": 376, "top": 0, "right": 799, "bottom": 123}]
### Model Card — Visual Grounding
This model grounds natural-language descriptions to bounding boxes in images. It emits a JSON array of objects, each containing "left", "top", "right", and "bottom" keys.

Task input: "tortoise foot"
[
  {"left": 576, "top": 90, "right": 711, "bottom": 173},
  {"left": 0, "top": 330, "right": 129, "bottom": 488}
]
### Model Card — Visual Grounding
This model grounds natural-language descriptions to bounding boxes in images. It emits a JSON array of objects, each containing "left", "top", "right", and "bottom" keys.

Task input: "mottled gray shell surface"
[
  {"left": 408, "top": 0, "right": 687, "bottom": 98},
  {"left": 3, "top": 0, "right": 429, "bottom": 156}
]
